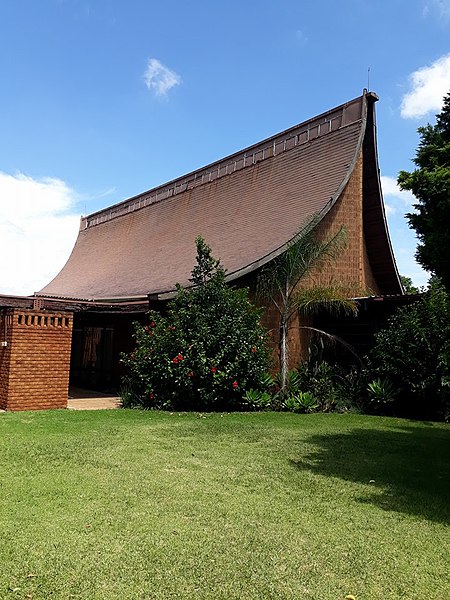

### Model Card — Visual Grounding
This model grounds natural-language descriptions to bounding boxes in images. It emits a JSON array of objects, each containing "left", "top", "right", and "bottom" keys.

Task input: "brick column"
[{"left": 0, "top": 309, "right": 73, "bottom": 411}]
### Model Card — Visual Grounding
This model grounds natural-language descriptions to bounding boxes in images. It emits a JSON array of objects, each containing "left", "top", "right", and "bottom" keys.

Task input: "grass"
[{"left": 0, "top": 410, "right": 448, "bottom": 600}]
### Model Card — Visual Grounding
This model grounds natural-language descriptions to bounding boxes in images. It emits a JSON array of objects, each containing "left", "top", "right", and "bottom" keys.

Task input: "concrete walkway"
[{"left": 68, "top": 387, "right": 121, "bottom": 410}]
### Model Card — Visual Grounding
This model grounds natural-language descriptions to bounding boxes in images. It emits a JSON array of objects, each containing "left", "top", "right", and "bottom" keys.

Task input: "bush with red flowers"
[{"left": 121, "top": 237, "right": 271, "bottom": 410}]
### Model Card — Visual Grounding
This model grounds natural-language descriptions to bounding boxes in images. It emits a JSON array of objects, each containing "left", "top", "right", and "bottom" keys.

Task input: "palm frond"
[
  {"left": 293, "top": 325, "right": 363, "bottom": 364},
  {"left": 292, "top": 284, "right": 360, "bottom": 317}
]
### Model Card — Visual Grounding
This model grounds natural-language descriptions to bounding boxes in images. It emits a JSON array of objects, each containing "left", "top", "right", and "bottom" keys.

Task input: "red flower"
[
  {"left": 149, "top": 392, "right": 155, "bottom": 400},
  {"left": 131, "top": 353, "right": 136, "bottom": 360},
  {"left": 251, "top": 346, "right": 257, "bottom": 353},
  {"left": 188, "top": 371, "right": 194, "bottom": 378},
  {"left": 145, "top": 325, "right": 149, "bottom": 332},
  {"left": 149, "top": 330, "right": 154, "bottom": 335},
  {"left": 173, "top": 357, "right": 179, "bottom": 364},
  {"left": 178, "top": 354, "right": 183, "bottom": 361},
  {"left": 150, "top": 321, "right": 155, "bottom": 328},
  {"left": 232, "top": 381, "right": 238, "bottom": 389},
  {"left": 211, "top": 367, "right": 217, "bottom": 373}
]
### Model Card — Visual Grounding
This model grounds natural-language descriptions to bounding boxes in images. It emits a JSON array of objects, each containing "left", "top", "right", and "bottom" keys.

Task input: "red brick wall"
[{"left": 0, "top": 309, "right": 73, "bottom": 411}]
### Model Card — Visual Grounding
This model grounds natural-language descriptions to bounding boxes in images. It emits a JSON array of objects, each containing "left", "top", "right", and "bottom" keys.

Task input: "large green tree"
[{"left": 398, "top": 91, "right": 450, "bottom": 288}]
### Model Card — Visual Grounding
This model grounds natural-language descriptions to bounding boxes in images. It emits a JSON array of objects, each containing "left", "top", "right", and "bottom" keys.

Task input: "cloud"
[
  {"left": 0, "top": 172, "right": 81, "bottom": 296},
  {"left": 423, "top": 0, "right": 450, "bottom": 19},
  {"left": 295, "top": 29, "right": 308, "bottom": 45},
  {"left": 143, "top": 58, "right": 181, "bottom": 97},
  {"left": 91, "top": 186, "right": 116, "bottom": 200},
  {"left": 400, "top": 52, "right": 450, "bottom": 118},
  {"left": 383, "top": 202, "right": 396, "bottom": 216},
  {"left": 395, "top": 247, "right": 430, "bottom": 288},
  {"left": 380, "top": 175, "right": 416, "bottom": 215}
]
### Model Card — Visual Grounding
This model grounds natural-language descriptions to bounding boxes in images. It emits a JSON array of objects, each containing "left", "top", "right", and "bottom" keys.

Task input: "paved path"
[{"left": 68, "top": 387, "right": 121, "bottom": 410}]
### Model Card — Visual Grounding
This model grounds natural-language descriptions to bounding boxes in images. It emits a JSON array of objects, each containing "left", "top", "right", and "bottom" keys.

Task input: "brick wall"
[
  {"left": 311, "top": 151, "right": 378, "bottom": 291},
  {"left": 0, "top": 309, "right": 73, "bottom": 411}
]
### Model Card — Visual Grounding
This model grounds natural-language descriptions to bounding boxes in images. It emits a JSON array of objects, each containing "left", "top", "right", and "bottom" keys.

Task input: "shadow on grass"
[{"left": 291, "top": 423, "right": 450, "bottom": 524}]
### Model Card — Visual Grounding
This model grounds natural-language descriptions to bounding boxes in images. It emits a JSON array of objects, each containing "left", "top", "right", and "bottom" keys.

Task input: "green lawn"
[{"left": 0, "top": 410, "right": 448, "bottom": 600}]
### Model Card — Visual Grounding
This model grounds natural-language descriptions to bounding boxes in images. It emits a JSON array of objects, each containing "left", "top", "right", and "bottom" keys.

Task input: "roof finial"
[{"left": 367, "top": 66, "right": 371, "bottom": 91}]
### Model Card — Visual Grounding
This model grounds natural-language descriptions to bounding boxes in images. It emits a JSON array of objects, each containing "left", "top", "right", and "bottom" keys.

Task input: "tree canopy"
[
  {"left": 398, "top": 91, "right": 450, "bottom": 288},
  {"left": 400, "top": 275, "right": 420, "bottom": 294}
]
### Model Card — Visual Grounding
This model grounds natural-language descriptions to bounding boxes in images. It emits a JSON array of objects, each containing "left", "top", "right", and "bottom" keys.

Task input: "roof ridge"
[{"left": 83, "top": 94, "right": 365, "bottom": 230}]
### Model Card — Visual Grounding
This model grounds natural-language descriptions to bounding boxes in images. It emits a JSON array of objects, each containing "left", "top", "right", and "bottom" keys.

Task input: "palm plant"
[{"left": 257, "top": 216, "right": 361, "bottom": 394}]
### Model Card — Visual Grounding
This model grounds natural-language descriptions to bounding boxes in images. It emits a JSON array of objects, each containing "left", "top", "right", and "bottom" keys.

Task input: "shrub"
[
  {"left": 282, "top": 392, "right": 318, "bottom": 413},
  {"left": 269, "top": 359, "right": 343, "bottom": 414},
  {"left": 250, "top": 359, "right": 366, "bottom": 415},
  {"left": 337, "top": 367, "right": 369, "bottom": 413},
  {"left": 369, "top": 278, "right": 450, "bottom": 420},
  {"left": 242, "top": 389, "right": 273, "bottom": 411},
  {"left": 295, "top": 353, "right": 345, "bottom": 412},
  {"left": 287, "top": 339, "right": 369, "bottom": 414},
  {"left": 367, "top": 378, "right": 397, "bottom": 413},
  {"left": 121, "top": 237, "right": 271, "bottom": 411}
]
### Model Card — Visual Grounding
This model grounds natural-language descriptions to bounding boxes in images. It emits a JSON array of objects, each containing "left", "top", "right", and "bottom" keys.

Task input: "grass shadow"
[{"left": 291, "top": 422, "right": 450, "bottom": 524}]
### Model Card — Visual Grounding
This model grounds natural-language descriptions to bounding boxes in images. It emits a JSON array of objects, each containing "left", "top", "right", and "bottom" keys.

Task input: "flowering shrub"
[{"left": 122, "top": 237, "right": 271, "bottom": 410}]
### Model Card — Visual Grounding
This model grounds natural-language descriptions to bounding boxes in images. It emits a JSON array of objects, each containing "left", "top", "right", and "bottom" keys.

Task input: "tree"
[
  {"left": 398, "top": 91, "right": 450, "bottom": 289},
  {"left": 370, "top": 277, "right": 450, "bottom": 420},
  {"left": 122, "top": 237, "right": 270, "bottom": 410},
  {"left": 257, "top": 217, "right": 359, "bottom": 394},
  {"left": 400, "top": 275, "right": 420, "bottom": 294}
]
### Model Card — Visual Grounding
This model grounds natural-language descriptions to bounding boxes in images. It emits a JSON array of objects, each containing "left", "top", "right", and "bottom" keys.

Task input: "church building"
[{"left": 0, "top": 91, "right": 401, "bottom": 410}]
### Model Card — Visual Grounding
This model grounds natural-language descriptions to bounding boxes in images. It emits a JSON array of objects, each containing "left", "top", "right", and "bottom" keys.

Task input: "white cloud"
[
  {"left": 295, "top": 29, "right": 308, "bottom": 45},
  {"left": 380, "top": 175, "right": 416, "bottom": 215},
  {"left": 0, "top": 172, "right": 81, "bottom": 296},
  {"left": 423, "top": 0, "right": 450, "bottom": 19},
  {"left": 395, "top": 247, "right": 430, "bottom": 289},
  {"left": 143, "top": 58, "right": 181, "bottom": 97},
  {"left": 384, "top": 202, "right": 396, "bottom": 216},
  {"left": 400, "top": 52, "right": 450, "bottom": 118}
]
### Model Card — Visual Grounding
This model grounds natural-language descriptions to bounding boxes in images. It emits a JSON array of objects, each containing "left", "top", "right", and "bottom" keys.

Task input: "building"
[{"left": 0, "top": 90, "right": 401, "bottom": 410}]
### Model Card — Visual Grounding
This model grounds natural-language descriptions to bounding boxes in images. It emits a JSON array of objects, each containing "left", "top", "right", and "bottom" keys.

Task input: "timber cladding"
[{"left": 0, "top": 309, "right": 73, "bottom": 411}]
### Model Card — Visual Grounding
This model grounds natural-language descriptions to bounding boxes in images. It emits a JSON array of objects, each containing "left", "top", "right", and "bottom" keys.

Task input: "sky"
[{"left": 1, "top": 0, "right": 450, "bottom": 295}]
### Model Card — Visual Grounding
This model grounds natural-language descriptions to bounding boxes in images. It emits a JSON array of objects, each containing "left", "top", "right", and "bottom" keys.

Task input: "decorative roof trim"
[
  {"left": 83, "top": 94, "right": 366, "bottom": 230},
  {"left": 35, "top": 293, "right": 149, "bottom": 303}
]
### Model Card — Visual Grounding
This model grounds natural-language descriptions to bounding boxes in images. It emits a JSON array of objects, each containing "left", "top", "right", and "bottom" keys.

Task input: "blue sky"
[{"left": 1, "top": 0, "right": 450, "bottom": 294}]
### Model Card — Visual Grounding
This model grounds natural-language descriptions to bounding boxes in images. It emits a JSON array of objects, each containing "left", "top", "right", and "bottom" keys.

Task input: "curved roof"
[{"left": 39, "top": 92, "right": 398, "bottom": 301}]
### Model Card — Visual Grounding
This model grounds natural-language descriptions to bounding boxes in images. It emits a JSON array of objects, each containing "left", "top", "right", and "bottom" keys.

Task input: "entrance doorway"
[{"left": 70, "top": 312, "right": 143, "bottom": 392}]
